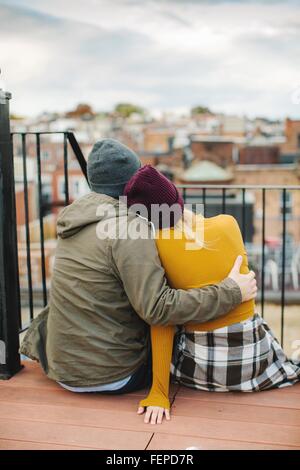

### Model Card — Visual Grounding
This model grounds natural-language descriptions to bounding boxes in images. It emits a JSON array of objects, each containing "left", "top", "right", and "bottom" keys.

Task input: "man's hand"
[
  {"left": 137, "top": 406, "right": 171, "bottom": 424},
  {"left": 228, "top": 255, "right": 257, "bottom": 302}
]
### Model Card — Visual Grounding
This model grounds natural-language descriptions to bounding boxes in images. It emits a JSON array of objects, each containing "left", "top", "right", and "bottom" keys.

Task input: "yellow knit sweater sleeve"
[{"left": 139, "top": 325, "right": 175, "bottom": 410}]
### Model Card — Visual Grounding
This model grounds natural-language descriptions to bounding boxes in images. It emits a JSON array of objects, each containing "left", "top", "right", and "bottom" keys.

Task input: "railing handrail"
[
  {"left": 11, "top": 130, "right": 90, "bottom": 185},
  {"left": 66, "top": 132, "right": 89, "bottom": 184},
  {"left": 177, "top": 184, "right": 300, "bottom": 190},
  {"left": 11, "top": 131, "right": 72, "bottom": 135}
]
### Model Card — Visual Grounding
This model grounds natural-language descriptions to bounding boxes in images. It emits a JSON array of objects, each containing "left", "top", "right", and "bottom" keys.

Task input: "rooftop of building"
[{"left": 181, "top": 160, "right": 233, "bottom": 183}]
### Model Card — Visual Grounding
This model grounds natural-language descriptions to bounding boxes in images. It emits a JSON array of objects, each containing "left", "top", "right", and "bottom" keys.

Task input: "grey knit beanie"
[{"left": 87, "top": 139, "right": 141, "bottom": 198}]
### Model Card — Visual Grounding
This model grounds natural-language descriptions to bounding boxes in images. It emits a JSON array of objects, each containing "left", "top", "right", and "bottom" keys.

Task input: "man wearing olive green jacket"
[{"left": 20, "top": 139, "right": 257, "bottom": 393}]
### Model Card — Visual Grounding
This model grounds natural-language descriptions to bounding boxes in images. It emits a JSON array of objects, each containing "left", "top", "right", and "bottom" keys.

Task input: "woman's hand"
[{"left": 137, "top": 405, "right": 171, "bottom": 424}]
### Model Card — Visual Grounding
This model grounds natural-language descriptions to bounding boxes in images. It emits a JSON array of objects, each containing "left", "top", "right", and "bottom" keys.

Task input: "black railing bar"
[
  {"left": 182, "top": 187, "right": 187, "bottom": 203},
  {"left": 177, "top": 184, "right": 300, "bottom": 190},
  {"left": 66, "top": 132, "right": 89, "bottom": 184},
  {"left": 36, "top": 134, "right": 47, "bottom": 307},
  {"left": 181, "top": 193, "right": 235, "bottom": 199},
  {"left": 281, "top": 188, "right": 287, "bottom": 347},
  {"left": 261, "top": 188, "right": 266, "bottom": 318},
  {"left": 202, "top": 188, "right": 206, "bottom": 217},
  {"left": 222, "top": 188, "right": 226, "bottom": 213},
  {"left": 10, "top": 136, "right": 23, "bottom": 329},
  {"left": 242, "top": 188, "right": 246, "bottom": 240},
  {"left": 11, "top": 131, "right": 70, "bottom": 136},
  {"left": 63, "top": 134, "right": 70, "bottom": 206},
  {"left": 255, "top": 215, "right": 300, "bottom": 221},
  {"left": 19, "top": 323, "right": 32, "bottom": 334},
  {"left": 21, "top": 134, "right": 34, "bottom": 322}
]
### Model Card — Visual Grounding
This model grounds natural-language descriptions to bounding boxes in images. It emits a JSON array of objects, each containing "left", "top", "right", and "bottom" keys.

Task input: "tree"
[
  {"left": 191, "top": 105, "right": 212, "bottom": 116},
  {"left": 10, "top": 113, "right": 24, "bottom": 120},
  {"left": 66, "top": 103, "right": 95, "bottom": 118},
  {"left": 114, "top": 103, "right": 145, "bottom": 118}
]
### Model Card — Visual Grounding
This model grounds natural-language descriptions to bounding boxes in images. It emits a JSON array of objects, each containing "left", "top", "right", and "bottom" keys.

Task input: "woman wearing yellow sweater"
[{"left": 124, "top": 165, "right": 300, "bottom": 425}]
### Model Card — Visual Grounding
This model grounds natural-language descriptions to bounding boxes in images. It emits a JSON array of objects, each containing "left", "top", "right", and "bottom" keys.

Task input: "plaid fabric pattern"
[{"left": 171, "top": 314, "right": 300, "bottom": 392}]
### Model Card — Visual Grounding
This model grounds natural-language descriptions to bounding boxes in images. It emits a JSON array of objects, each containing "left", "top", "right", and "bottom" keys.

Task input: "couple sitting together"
[{"left": 21, "top": 139, "right": 300, "bottom": 425}]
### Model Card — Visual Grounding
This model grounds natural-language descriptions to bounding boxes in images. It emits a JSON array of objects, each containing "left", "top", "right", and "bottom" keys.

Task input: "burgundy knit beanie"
[{"left": 123, "top": 165, "right": 184, "bottom": 229}]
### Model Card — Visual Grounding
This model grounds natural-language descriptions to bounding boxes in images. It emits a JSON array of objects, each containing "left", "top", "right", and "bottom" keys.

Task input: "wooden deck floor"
[{"left": 0, "top": 361, "right": 300, "bottom": 450}]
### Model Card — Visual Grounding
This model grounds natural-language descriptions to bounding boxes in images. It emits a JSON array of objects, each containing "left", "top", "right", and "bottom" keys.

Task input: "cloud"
[
  {"left": 0, "top": 0, "right": 300, "bottom": 118},
  {"left": 0, "top": 3, "right": 158, "bottom": 114}
]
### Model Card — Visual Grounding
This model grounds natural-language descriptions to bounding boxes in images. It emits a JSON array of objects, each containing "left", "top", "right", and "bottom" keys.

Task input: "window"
[
  {"left": 70, "top": 177, "right": 90, "bottom": 199},
  {"left": 41, "top": 150, "right": 51, "bottom": 161},
  {"left": 58, "top": 177, "right": 66, "bottom": 200},
  {"left": 72, "top": 180, "right": 80, "bottom": 198},
  {"left": 42, "top": 182, "right": 52, "bottom": 204}
]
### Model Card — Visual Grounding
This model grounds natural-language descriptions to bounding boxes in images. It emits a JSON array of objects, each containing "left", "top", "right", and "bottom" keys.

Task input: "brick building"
[
  {"left": 14, "top": 156, "right": 38, "bottom": 227},
  {"left": 239, "top": 145, "right": 280, "bottom": 165},
  {"left": 280, "top": 118, "right": 300, "bottom": 163},
  {"left": 190, "top": 136, "right": 240, "bottom": 167}
]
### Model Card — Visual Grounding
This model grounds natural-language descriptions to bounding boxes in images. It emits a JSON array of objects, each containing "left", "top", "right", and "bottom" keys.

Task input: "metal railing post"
[{"left": 0, "top": 87, "right": 22, "bottom": 379}]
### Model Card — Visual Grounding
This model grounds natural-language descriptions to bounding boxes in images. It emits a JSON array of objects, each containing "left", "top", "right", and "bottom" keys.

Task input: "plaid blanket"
[{"left": 171, "top": 314, "right": 300, "bottom": 392}]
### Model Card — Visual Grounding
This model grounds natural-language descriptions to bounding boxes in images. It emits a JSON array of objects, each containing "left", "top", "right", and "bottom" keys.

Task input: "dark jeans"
[
  {"left": 101, "top": 331, "right": 180, "bottom": 395},
  {"left": 102, "top": 357, "right": 152, "bottom": 395}
]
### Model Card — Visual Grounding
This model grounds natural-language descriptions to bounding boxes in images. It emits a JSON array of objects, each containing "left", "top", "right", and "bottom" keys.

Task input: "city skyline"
[{"left": 1, "top": 0, "right": 300, "bottom": 118}]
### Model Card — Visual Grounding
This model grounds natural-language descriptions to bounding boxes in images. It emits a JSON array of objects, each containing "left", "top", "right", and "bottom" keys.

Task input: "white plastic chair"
[
  {"left": 291, "top": 246, "right": 300, "bottom": 290},
  {"left": 265, "top": 259, "right": 279, "bottom": 291}
]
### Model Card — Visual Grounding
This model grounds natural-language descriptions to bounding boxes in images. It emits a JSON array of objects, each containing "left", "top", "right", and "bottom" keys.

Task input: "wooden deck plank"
[
  {"left": 2, "top": 363, "right": 61, "bottom": 391},
  {"left": 4, "top": 361, "right": 178, "bottom": 400},
  {"left": 0, "top": 419, "right": 152, "bottom": 450},
  {"left": 0, "top": 439, "right": 92, "bottom": 450},
  {"left": 1, "top": 361, "right": 299, "bottom": 450},
  {"left": 277, "top": 385, "right": 300, "bottom": 395},
  {"left": 172, "top": 397, "right": 300, "bottom": 426},
  {"left": 175, "top": 385, "right": 300, "bottom": 409},
  {"left": 147, "top": 433, "right": 300, "bottom": 450},
  {"left": 0, "top": 402, "right": 164, "bottom": 433},
  {"left": 151, "top": 415, "right": 300, "bottom": 447},
  {"left": 1, "top": 396, "right": 300, "bottom": 434},
  {"left": 0, "top": 384, "right": 154, "bottom": 414},
  {"left": 1, "top": 401, "right": 299, "bottom": 447},
  {"left": 5, "top": 362, "right": 147, "bottom": 396}
]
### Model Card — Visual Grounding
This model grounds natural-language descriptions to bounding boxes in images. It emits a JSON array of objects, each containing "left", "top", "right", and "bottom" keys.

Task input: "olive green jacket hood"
[
  {"left": 20, "top": 192, "right": 241, "bottom": 387},
  {"left": 56, "top": 192, "right": 128, "bottom": 238}
]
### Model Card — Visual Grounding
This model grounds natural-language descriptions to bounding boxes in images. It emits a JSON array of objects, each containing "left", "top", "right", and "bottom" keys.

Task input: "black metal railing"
[
  {"left": 0, "top": 90, "right": 22, "bottom": 378},
  {"left": 11, "top": 131, "right": 89, "bottom": 332},
  {"left": 180, "top": 184, "right": 300, "bottom": 346},
  {"left": 15, "top": 147, "right": 300, "bottom": 345},
  {"left": 1, "top": 89, "right": 300, "bottom": 379}
]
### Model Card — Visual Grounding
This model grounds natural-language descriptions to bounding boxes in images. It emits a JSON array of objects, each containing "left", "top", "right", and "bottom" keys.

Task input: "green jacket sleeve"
[{"left": 110, "top": 218, "right": 242, "bottom": 326}]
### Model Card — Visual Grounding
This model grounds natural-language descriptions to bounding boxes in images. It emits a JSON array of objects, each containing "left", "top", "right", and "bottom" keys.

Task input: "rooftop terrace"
[
  {"left": 1, "top": 90, "right": 300, "bottom": 451},
  {"left": 1, "top": 361, "right": 300, "bottom": 450}
]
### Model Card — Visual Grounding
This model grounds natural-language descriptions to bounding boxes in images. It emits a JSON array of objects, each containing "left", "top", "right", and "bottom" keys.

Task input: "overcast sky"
[{"left": 0, "top": 0, "right": 300, "bottom": 118}]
